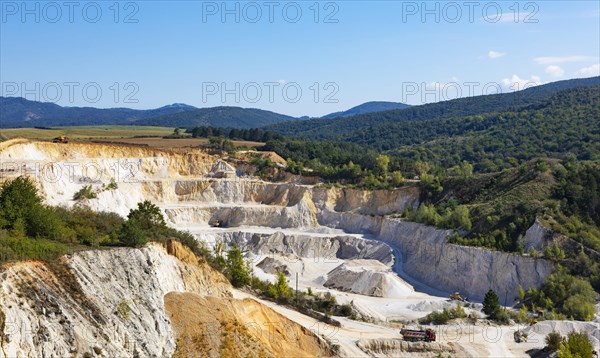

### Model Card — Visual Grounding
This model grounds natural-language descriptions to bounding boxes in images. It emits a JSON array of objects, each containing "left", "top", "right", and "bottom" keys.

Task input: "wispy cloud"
[
  {"left": 545, "top": 65, "right": 565, "bottom": 78},
  {"left": 534, "top": 56, "right": 593, "bottom": 65},
  {"left": 576, "top": 64, "right": 600, "bottom": 77},
  {"left": 488, "top": 51, "right": 506, "bottom": 59}
]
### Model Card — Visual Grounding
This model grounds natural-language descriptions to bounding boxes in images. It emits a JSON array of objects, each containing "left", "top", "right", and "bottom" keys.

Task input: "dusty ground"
[
  {"left": 165, "top": 292, "right": 331, "bottom": 358},
  {"left": 0, "top": 125, "right": 175, "bottom": 139}
]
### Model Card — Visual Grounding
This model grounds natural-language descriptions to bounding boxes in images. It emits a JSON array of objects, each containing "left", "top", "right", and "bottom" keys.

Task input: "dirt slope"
[{"left": 165, "top": 292, "right": 332, "bottom": 358}]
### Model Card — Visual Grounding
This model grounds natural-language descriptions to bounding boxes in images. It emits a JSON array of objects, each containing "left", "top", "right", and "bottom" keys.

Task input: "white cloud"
[
  {"left": 534, "top": 56, "right": 592, "bottom": 65},
  {"left": 501, "top": 74, "right": 542, "bottom": 90},
  {"left": 545, "top": 65, "right": 565, "bottom": 77},
  {"left": 575, "top": 64, "right": 600, "bottom": 77},
  {"left": 426, "top": 81, "right": 444, "bottom": 91},
  {"left": 277, "top": 79, "right": 286, "bottom": 85},
  {"left": 488, "top": 51, "right": 506, "bottom": 59}
]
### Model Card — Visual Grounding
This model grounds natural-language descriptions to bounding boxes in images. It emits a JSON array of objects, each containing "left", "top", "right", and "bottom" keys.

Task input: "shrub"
[
  {"left": 338, "top": 304, "right": 354, "bottom": 317},
  {"left": 562, "top": 295, "right": 595, "bottom": 321},
  {"left": 450, "top": 303, "right": 467, "bottom": 319},
  {"left": 268, "top": 272, "right": 291, "bottom": 302},
  {"left": 493, "top": 309, "right": 510, "bottom": 324},
  {"left": 557, "top": 331, "right": 593, "bottom": 358},
  {"left": 420, "top": 309, "right": 450, "bottom": 325},
  {"left": 545, "top": 331, "right": 563, "bottom": 352},
  {"left": 105, "top": 179, "right": 118, "bottom": 190},
  {"left": 413, "top": 204, "right": 441, "bottom": 226},
  {"left": 117, "top": 219, "right": 148, "bottom": 247},
  {"left": 73, "top": 186, "right": 97, "bottom": 200},
  {"left": 526, "top": 270, "right": 597, "bottom": 321},
  {"left": 116, "top": 301, "right": 130, "bottom": 320},
  {"left": 0, "top": 177, "right": 42, "bottom": 227}
]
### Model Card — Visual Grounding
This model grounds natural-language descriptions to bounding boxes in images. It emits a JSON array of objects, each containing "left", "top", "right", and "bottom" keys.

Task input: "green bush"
[
  {"left": 117, "top": 219, "right": 148, "bottom": 248},
  {"left": 0, "top": 177, "right": 42, "bottom": 227},
  {"left": 116, "top": 301, "right": 131, "bottom": 321},
  {"left": 545, "top": 331, "right": 563, "bottom": 352},
  {"left": 420, "top": 309, "right": 451, "bottom": 325},
  {"left": 525, "top": 270, "right": 597, "bottom": 321},
  {"left": 73, "top": 186, "right": 97, "bottom": 200},
  {"left": 557, "top": 331, "right": 593, "bottom": 358},
  {"left": 268, "top": 272, "right": 291, "bottom": 301}
]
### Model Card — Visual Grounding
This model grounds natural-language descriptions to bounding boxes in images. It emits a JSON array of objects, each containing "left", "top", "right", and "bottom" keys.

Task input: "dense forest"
[
  {"left": 135, "top": 106, "right": 295, "bottom": 129},
  {"left": 266, "top": 77, "right": 599, "bottom": 140},
  {"left": 189, "top": 86, "right": 598, "bottom": 186},
  {"left": 264, "top": 86, "right": 600, "bottom": 174}
]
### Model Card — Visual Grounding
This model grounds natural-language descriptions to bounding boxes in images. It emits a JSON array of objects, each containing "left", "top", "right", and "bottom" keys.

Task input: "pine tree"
[
  {"left": 226, "top": 244, "right": 251, "bottom": 288},
  {"left": 483, "top": 289, "right": 501, "bottom": 317}
]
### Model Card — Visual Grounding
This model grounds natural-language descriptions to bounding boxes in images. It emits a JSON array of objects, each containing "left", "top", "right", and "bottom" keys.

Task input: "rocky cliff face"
[
  {"left": 0, "top": 242, "right": 230, "bottom": 358},
  {"left": 0, "top": 241, "right": 333, "bottom": 358},
  {"left": 320, "top": 211, "right": 555, "bottom": 301},
  {"left": 246, "top": 232, "right": 393, "bottom": 265}
]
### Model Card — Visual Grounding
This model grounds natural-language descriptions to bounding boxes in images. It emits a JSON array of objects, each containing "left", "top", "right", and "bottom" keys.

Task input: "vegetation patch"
[{"left": 73, "top": 186, "right": 97, "bottom": 200}]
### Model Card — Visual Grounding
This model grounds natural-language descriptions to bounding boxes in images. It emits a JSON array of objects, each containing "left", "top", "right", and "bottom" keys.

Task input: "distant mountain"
[
  {"left": 321, "top": 101, "right": 411, "bottom": 119},
  {"left": 0, "top": 98, "right": 297, "bottom": 129},
  {"left": 266, "top": 76, "right": 600, "bottom": 140},
  {"left": 0, "top": 97, "right": 198, "bottom": 128},
  {"left": 134, "top": 107, "right": 296, "bottom": 129}
]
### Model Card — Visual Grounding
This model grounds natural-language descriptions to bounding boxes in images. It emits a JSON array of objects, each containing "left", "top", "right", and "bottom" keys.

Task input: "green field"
[{"left": 0, "top": 126, "right": 176, "bottom": 140}]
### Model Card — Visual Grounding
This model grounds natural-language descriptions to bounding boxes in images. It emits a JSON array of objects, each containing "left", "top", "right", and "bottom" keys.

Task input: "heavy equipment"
[
  {"left": 400, "top": 328, "right": 436, "bottom": 342},
  {"left": 450, "top": 292, "right": 467, "bottom": 302},
  {"left": 52, "top": 136, "right": 69, "bottom": 143}
]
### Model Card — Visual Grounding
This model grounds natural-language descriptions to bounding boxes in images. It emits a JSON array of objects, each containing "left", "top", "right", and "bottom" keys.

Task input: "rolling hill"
[
  {"left": 0, "top": 97, "right": 197, "bottom": 128},
  {"left": 321, "top": 101, "right": 411, "bottom": 119},
  {"left": 262, "top": 85, "right": 600, "bottom": 174},
  {"left": 266, "top": 77, "right": 600, "bottom": 140},
  {"left": 0, "top": 98, "right": 297, "bottom": 129},
  {"left": 133, "top": 106, "right": 297, "bottom": 129}
]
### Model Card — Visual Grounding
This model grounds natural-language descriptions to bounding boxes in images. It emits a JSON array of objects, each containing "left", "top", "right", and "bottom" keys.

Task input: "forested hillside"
[
  {"left": 266, "top": 77, "right": 600, "bottom": 140},
  {"left": 0, "top": 97, "right": 197, "bottom": 127},
  {"left": 135, "top": 106, "right": 296, "bottom": 129},
  {"left": 321, "top": 101, "right": 411, "bottom": 119},
  {"left": 0, "top": 98, "right": 298, "bottom": 129}
]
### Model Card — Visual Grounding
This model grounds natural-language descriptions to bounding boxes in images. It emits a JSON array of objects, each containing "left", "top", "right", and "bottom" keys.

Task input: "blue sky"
[{"left": 1, "top": 0, "right": 599, "bottom": 117}]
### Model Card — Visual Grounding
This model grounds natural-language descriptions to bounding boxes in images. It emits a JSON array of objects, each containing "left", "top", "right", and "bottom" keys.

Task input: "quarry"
[{"left": 0, "top": 139, "right": 598, "bottom": 357}]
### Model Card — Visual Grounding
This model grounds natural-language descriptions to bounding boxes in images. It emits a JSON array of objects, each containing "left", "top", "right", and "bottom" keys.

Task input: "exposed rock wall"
[
  {"left": 523, "top": 218, "right": 553, "bottom": 251},
  {"left": 0, "top": 243, "right": 230, "bottom": 358},
  {"left": 320, "top": 211, "right": 554, "bottom": 301},
  {"left": 246, "top": 232, "right": 393, "bottom": 265}
]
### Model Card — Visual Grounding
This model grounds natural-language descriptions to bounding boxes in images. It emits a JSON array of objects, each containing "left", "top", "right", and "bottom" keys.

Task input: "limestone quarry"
[{"left": 1, "top": 139, "right": 598, "bottom": 357}]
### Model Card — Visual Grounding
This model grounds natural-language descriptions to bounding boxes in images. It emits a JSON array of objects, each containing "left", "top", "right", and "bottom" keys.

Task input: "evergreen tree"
[
  {"left": 268, "top": 271, "right": 291, "bottom": 301},
  {"left": 483, "top": 289, "right": 501, "bottom": 317},
  {"left": 226, "top": 244, "right": 251, "bottom": 288}
]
